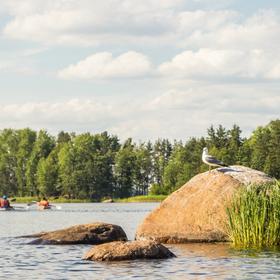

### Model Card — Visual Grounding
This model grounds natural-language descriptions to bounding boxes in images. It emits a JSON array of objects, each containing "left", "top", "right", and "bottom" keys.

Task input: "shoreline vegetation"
[
  {"left": 227, "top": 181, "right": 280, "bottom": 248},
  {"left": 12, "top": 195, "right": 167, "bottom": 204},
  {"left": 114, "top": 195, "right": 167, "bottom": 202},
  {"left": 0, "top": 119, "right": 279, "bottom": 201}
]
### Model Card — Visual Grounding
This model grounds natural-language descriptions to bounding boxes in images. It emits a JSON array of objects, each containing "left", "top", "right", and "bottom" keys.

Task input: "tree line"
[{"left": 0, "top": 119, "right": 279, "bottom": 200}]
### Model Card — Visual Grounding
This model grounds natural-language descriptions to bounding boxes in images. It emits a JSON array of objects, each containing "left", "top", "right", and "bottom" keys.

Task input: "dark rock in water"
[
  {"left": 23, "top": 223, "right": 127, "bottom": 245},
  {"left": 83, "top": 240, "right": 176, "bottom": 261},
  {"left": 136, "top": 165, "right": 273, "bottom": 243}
]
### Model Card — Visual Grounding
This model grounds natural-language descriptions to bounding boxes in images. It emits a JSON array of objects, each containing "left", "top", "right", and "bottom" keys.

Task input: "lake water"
[{"left": 1, "top": 203, "right": 280, "bottom": 279}]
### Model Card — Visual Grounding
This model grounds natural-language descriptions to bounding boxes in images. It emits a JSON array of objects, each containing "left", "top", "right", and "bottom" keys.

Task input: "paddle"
[
  {"left": 47, "top": 196, "right": 62, "bottom": 210},
  {"left": 51, "top": 197, "right": 62, "bottom": 210},
  {"left": 49, "top": 204, "right": 62, "bottom": 210},
  {"left": 27, "top": 201, "right": 38, "bottom": 206},
  {"left": 3, "top": 198, "right": 30, "bottom": 210},
  {"left": 13, "top": 205, "right": 30, "bottom": 210}
]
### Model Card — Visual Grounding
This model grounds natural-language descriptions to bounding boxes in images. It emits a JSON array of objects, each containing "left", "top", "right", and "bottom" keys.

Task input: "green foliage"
[
  {"left": 134, "top": 143, "right": 152, "bottom": 195},
  {"left": 58, "top": 132, "right": 116, "bottom": 199},
  {"left": 15, "top": 128, "right": 36, "bottom": 196},
  {"left": 0, "top": 129, "right": 20, "bottom": 196},
  {"left": 37, "top": 150, "right": 59, "bottom": 197},
  {"left": 0, "top": 119, "right": 280, "bottom": 200},
  {"left": 26, "top": 130, "right": 55, "bottom": 196},
  {"left": 13, "top": 196, "right": 92, "bottom": 203},
  {"left": 149, "top": 183, "right": 167, "bottom": 195},
  {"left": 151, "top": 139, "right": 172, "bottom": 187},
  {"left": 115, "top": 195, "right": 167, "bottom": 202},
  {"left": 226, "top": 181, "right": 280, "bottom": 248},
  {"left": 114, "top": 138, "right": 136, "bottom": 198}
]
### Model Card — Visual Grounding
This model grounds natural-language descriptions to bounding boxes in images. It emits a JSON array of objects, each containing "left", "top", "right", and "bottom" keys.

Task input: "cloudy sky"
[{"left": 0, "top": 0, "right": 279, "bottom": 141}]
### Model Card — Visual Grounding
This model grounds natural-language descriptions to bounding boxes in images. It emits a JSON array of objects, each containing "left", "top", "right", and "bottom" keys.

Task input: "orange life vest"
[
  {"left": 0, "top": 198, "right": 10, "bottom": 208},
  {"left": 38, "top": 200, "right": 49, "bottom": 207}
]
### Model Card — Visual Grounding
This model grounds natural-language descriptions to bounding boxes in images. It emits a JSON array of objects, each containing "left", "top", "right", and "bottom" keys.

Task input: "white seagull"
[{"left": 202, "top": 147, "right": 228, "bottom": 171}]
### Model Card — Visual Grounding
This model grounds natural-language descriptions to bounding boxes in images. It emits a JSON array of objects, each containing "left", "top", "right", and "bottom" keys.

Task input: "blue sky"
[{"left": 0, "top": 0, "right": 279, "bottom": 140}]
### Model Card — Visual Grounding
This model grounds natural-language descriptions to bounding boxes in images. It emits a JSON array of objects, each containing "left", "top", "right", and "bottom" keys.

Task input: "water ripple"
[{"left": 1, "top": 203, "right": 280, "bottom": 279}]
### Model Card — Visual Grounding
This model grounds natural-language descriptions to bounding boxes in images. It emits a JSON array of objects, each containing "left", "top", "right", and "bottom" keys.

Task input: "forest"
[{"left": 0, "top": 119, "right": 279, "bottom": 200}]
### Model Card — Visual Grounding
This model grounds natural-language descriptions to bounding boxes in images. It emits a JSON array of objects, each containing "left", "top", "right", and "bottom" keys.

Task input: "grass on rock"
[{"left": 226, "top": 181, "right": 280, "bottom": 248}]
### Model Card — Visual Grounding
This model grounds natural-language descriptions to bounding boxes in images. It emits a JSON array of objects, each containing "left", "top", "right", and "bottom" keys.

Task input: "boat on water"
[
  {"left": 1, "top": 204, "right": 61, "bottom": 211},
  {"left": 37, "top": 205, "right": 52, "bottom": 210},
  {"left": 0, "top": 207, "right": 15, "bottom": 211}
]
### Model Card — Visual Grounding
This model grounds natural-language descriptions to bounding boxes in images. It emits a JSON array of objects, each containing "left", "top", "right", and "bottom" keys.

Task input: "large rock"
[
  {"left": 83, "top": 240, "right": 176, "bottom": 261},
  {"left": 136, "top": 166, "right": 273, "bottom": 243},
  {"left": 24, "top": 222, "right": 127, "bottom": 245}
]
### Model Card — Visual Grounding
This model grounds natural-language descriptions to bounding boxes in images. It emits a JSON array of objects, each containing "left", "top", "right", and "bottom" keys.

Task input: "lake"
[{"left": 1, "top": 203, "right": 280, "bottom": 279}]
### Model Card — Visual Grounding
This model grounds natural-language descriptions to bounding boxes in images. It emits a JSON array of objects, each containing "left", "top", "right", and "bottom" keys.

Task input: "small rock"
[
  {"left": 83, "top": 240, "right": 176, "bottom": 261},
  {"left": 23, "top": 222, "right": 127, "bottom": 245}
]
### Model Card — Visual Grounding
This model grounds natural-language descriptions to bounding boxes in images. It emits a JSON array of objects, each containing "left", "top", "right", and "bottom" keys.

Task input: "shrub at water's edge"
[
  {"left": 13, "top": 195, "right": 166, "bottom": 203},
  {"left": 14, "top": 197, "right": 92, "bottom": 203},
  {"left": 226, "top": 181, "right": 280, "bottom": 248}
]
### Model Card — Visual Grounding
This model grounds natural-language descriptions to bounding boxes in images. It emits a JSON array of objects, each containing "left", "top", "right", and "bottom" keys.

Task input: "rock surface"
[
  {"left": 83, "top": 240, "right": 176, "bottom": 261},
  {"left": 24, "top": 222, "right": 127, "bottom": 245},
  {"left": 136, "top": 166, "right": 273, "bottom": 243}
]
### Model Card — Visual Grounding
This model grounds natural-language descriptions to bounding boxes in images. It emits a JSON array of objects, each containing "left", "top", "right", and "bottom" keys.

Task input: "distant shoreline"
[{"left": 11, "top": 195, "right": 167, "bottom": 204}]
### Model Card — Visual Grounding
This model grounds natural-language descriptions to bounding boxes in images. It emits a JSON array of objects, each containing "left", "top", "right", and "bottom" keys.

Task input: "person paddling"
[
  {"left": 37, "top": 197, "right": 50, "bottom": 209},
  {"left": 0, "top": 195, "right": 13, "bottom": 209}
]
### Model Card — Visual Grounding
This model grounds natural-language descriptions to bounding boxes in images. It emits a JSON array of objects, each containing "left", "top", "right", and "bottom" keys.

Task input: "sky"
[{"left": 0, "top": 0, "right": 279, "bottom": 141}]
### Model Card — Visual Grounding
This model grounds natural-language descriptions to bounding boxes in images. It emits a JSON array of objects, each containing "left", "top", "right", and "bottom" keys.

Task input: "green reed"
[{"left": 226, "top": 181, "right": 280, "bottom": 248}]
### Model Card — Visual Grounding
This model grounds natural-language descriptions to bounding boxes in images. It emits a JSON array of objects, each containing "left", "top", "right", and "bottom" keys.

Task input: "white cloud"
[
  {"left": 177, "top": 10, "right": 238, "bottom": 33},
  {"left": 1, "top": 0, "right": 280, "bottom": 53},
  {"left": 147, "top": 88, "right": 280, "bottom": 114},
  {"left": 2, "top": 0, "right": 182, "bottom": 46},
  {"left": 0, "top": 85, "right": 278, "bottom": 141},
  {"left": 143, "top": 87, "right": 280, "bottom": 138},
  {"left": 0, "top": 99, "right": 116, "bottom": 133},
  {"left": 182, "top": 10, "right": 280, "bottom": 51},
  {"left": 58, "top": 51, "right": 152, "bottom": 80},
  {"left": 2, "top": 0, "right": 280, "bottom": 61},
  {"left": 1, "top": 2, "right": 280, "bottom": 141},
  {"left": 159, "top": 48, "right": 280, "bottom": 80},
  {"left": 0, "top": 59, "right": 35, "bottom": 75}
]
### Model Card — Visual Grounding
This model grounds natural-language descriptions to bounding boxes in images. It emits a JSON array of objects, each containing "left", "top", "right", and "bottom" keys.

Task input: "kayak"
[
  {"left": 0, "top": 207, "right": 15, "bottom": 211},
  {"left": 1, "top": 205, "right": 61, "bottom": 211},
  {"left": 37, "top": 205, "right": 52, "bottom": 210}
]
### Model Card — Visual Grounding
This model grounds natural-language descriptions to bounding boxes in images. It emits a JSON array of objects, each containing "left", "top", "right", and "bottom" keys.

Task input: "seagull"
[{"left": 202, "top": 147, "right": 228, "bottom": 171}]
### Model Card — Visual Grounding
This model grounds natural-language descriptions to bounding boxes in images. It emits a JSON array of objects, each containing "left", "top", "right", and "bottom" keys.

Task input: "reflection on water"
[{"left": 1, "top": 203, "right": 280, "bottom": 279}]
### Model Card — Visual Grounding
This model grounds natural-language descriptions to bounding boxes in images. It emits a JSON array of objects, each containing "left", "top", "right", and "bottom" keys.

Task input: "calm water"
[{"left": 1, "top": 203, "right": 280, "bottom": 279}]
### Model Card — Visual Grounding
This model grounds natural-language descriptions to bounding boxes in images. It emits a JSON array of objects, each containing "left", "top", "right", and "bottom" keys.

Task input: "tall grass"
[{"left": 226, "top": 181, "right": 280, "bottom": 248}]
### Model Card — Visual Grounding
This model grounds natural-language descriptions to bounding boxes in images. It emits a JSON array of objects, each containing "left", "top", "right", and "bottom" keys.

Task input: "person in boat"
[
  {"left": 0, "top": 195, "right": 12, "bottom": 209},
  {"left": 38, "top": 197, "right": 50, "bottom": 208}
]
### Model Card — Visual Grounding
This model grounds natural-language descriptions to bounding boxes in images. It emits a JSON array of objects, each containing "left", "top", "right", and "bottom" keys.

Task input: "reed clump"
[{"left": 226, "top": 181, "right": 280, "bottom": 248}]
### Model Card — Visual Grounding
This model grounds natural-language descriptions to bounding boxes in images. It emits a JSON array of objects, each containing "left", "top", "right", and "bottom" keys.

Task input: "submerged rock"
[
  {"left": 136, "top": 165, "right": 273, "bottom": 243},
  {"left": 83, "top": 240, "right": 176, "bottom": 261},
  {"left": 24, "top": 222, "right": 127, "bottom": 245}
]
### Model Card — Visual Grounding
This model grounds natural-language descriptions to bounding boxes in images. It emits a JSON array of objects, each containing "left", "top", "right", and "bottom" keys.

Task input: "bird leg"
[{"left": 209, "top": 165, "right": 211, "bottom": 172}]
